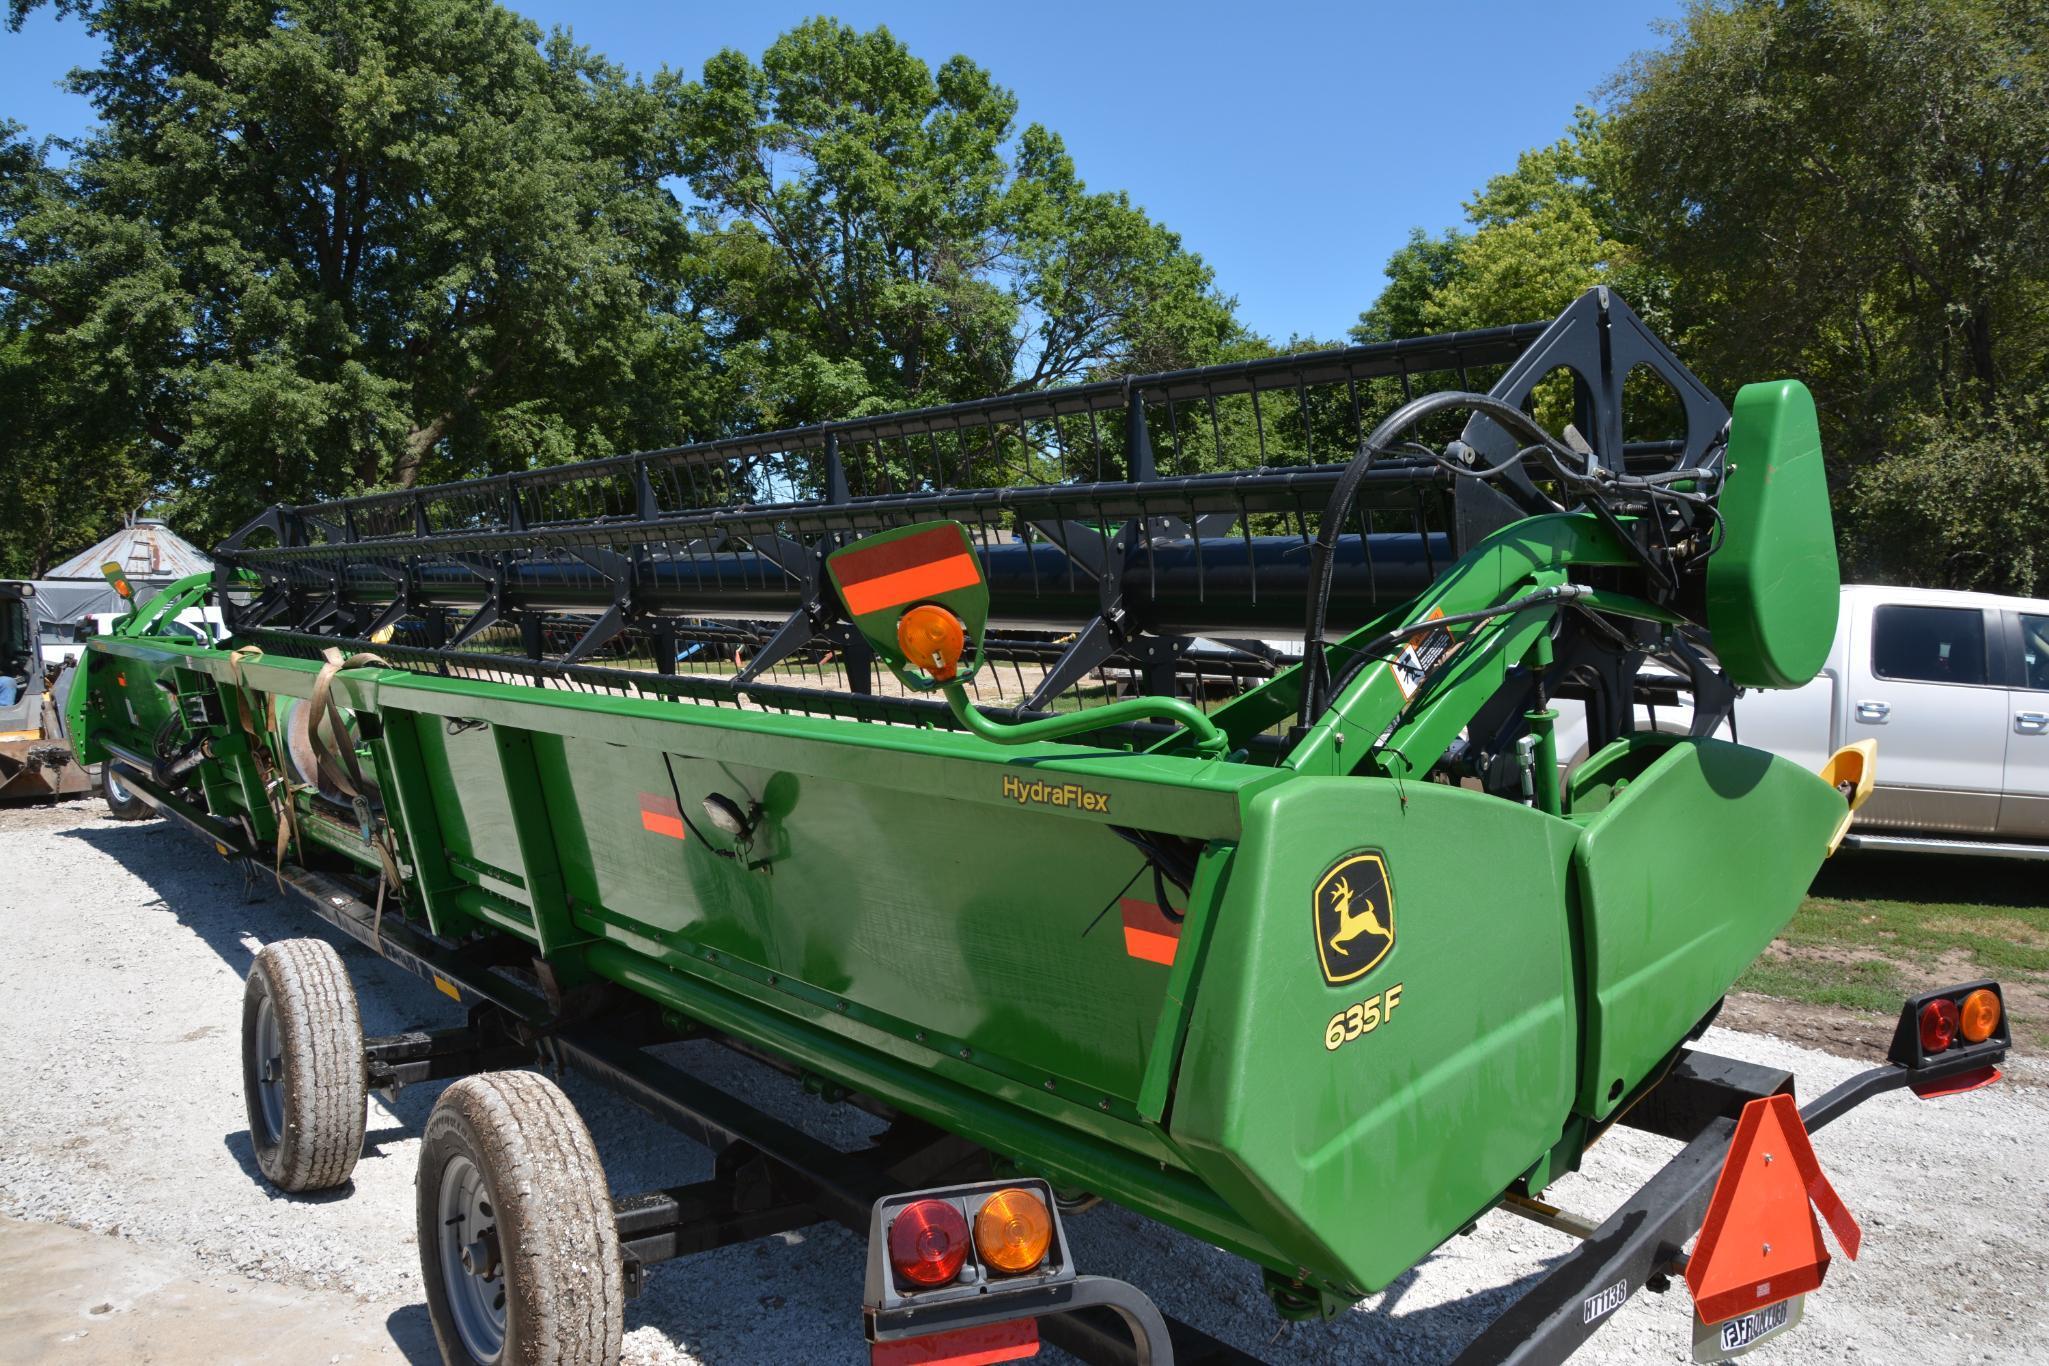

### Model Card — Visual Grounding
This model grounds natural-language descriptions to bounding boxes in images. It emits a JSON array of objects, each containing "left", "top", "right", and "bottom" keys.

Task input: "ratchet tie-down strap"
[
  {"left": 226, "top": 645, "right": 300, "bottom": 891},
  {"left": 310, "top": 648, "right": 405, "bottom": 941}
]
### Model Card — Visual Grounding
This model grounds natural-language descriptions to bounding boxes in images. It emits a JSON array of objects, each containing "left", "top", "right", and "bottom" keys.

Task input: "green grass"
[
  {"left": 1733, "top": 851, "right": 2049, "bottom": 1048},
  {"left": 1735, "top": 954, "right": 1912, "bottom": 1015}
]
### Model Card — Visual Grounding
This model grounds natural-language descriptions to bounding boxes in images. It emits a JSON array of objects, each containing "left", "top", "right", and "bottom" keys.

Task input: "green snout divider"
[{"left": 1707, "top": 379, "right": 1840, "bottom": 689}]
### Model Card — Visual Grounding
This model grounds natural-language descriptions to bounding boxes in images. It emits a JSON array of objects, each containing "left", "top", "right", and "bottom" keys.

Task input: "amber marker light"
[
  {"left": 1959, "top": 988, "right": 2002, "bottom": 1044},
  {"left": 896, "top": 603, "right": 966, "bottom": 682},
  {"left": 972, "top": 1186, "right": 1053, "bottom": 1275}
]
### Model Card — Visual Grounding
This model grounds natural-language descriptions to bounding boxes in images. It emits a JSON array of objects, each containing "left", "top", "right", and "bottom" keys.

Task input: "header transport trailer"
[{"left": 68, "top": 289, "right": 2011, "bottom": 1365}]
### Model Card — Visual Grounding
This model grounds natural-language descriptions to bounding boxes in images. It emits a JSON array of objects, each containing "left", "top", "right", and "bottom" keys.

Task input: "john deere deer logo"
[{"left": 1314, "top": 852, "right": 1395, "bottom": 986}]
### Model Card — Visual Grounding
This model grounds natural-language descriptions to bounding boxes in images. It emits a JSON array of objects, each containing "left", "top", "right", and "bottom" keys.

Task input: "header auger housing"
[{"left": 63, "top": 287, "right": 1965, "bottom": 1366}]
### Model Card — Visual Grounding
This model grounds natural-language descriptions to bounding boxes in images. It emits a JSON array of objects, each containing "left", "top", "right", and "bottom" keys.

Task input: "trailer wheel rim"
[
  {"left": 436, "top": 1153, "right": 507, "bottom": 1363},
  {"left": 105, "top": 766, "right": 133, "bottom": 805},
  {"left": 252, "top": 994, "right": 284, "bottom": 1144}
]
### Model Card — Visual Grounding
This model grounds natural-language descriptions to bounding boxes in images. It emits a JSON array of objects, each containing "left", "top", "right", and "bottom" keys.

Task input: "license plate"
[{"left": 1691, "top": 1293, "right": 1803, "bottom": 1361}]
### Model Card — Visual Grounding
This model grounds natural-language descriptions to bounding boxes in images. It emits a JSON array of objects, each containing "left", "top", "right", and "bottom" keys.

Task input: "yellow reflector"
[
  {"left": 1960, "top": 988, "right": 2001, "bottom": 1044},
  {"left": 972, "top": 1186, "right": 1052, "bottom": 1275},
  {"left": 896, "top": 603, "right": 966, "bottom": 682}
]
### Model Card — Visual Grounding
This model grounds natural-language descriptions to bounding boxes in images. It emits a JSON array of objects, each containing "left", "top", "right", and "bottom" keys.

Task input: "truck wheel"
[
  {"left": 101, "top": 763, "right": 152, "bottom": 821},
  {"left": 240, "top": 939, "right": 367, "bottom": 1192},
  {"left": 418, "top": 1072, "right": 624, "bottom": 1366}
]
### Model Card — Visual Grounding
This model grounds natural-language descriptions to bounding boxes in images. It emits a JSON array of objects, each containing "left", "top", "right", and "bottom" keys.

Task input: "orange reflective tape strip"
[
  {"left": 835, "top": 524, "right": 965, "bottom": 582},
  {"left": 840, "top": 553, "right": 980, "bottom": 617},
  {"left": 638, "top": 792, "right": 687, "bottom": 840},
  {"left": 1120, "top": 898, "right": 1181, "bottom": 966}
]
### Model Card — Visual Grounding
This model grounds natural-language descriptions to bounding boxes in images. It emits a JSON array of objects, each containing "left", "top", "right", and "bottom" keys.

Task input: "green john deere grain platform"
[{"left": 70, "top": 289, "right": 2013, "bottom": 1365}]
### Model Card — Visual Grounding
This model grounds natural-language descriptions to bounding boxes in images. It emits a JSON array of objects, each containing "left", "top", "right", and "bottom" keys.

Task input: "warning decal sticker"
[{"left": 1392, "top": 606, "right": 1461, "bottom": 701}]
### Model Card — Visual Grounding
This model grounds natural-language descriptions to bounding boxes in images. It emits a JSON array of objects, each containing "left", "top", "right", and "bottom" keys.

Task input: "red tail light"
[
  {"left": 888, "top": 1198, "right": 970, "bottom": 1288},
  {"left": 1918, "top": 998, "right": 1960, "bottom": 1053}
]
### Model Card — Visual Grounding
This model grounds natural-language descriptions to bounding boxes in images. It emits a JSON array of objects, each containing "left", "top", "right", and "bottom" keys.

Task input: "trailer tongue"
[{"left": 67, "top": 288, "right": 2010, "bottom": 1363}]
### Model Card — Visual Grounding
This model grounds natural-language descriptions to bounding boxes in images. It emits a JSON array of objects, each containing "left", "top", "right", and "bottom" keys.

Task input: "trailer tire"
[
  {"left": 100, "top": 763, "right": 152, "bottom": 821},
  {"left": 240, "top": 939, "right": 367, "bottom": 1192},
  {"left": 418, "top": 1071, "right": 624, "bottom": 1366}
]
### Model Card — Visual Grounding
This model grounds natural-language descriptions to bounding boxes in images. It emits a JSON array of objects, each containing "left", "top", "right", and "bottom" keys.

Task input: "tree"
[
  {"left": 1352, "top": 111, "right": 1651, "bottom": 342},
  {"left": 0, "top": 119, "right": 157, "bottom": 575},
  {"left": 1346, "top": 112, "right": 1667, "bottom": 435},
  {"left": 1350, "top": 228, "right": 1466, "bottom": 344},
  {"left": 675, "top": 18, "right": 1237, "bottom": 432},
  {"left": 5, "top": 0, "right": 716, "bottom": 546},
  {"left": 1850, "top": 398, "right": 2049, "bottom": 596},
  {"left": 1609, "top": 0, "right": 2049, "bottom": 462},
  {"left": 2, "top": 9, "right": 1242, "bottom": 564},
  {"left": 1426, "top": 109, "right": 1641, "bottom": 334},
  {"left": 1349, "top": 1, "right": 2049, "bottom": 588},
  {"left": 0, "top": 311, "right": 155, "bottom": 578}
]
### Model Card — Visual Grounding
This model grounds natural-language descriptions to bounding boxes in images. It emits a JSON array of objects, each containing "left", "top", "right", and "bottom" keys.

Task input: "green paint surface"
[
  {"left": 1708, "top": 379, "right": 1841, "bottom": 689},
  {"left": 74, "top": 490, "right": 1851, "bottom": 1296}
]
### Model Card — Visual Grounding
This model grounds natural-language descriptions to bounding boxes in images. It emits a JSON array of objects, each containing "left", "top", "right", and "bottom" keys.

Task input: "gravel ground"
[{"left": 2, "top": 798, "right": 2045, "bottom": 1365}]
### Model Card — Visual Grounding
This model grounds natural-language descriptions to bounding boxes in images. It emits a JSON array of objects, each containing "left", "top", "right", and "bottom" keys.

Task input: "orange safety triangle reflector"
[
  {"left": 870, "top": 1317, "right": 1039, "bottom": 1366},
  {"left": 1686, "top": 1093, "right": 1861, "bottom": 1326}
]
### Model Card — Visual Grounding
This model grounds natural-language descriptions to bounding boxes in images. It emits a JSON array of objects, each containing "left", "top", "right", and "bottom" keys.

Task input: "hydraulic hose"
[
  {"left": 1299, "top": 392, "right": 1582, "bottom": 727},
  {"left": 941, "top": 682, "right": 1230, "bottom": 757}
]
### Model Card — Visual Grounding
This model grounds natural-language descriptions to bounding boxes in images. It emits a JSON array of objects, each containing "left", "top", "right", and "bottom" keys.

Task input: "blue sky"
[{"left": 1, "top": 1, "right": 1681, "bottom": 343}]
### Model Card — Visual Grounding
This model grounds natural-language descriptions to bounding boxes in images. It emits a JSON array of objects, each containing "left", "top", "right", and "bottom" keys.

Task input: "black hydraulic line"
[
  {"left": 103, "top": 733, "right": 211, "bottom": 792},
  {"left": 1320, "top": 584, "right": 1591, "bottom": 702},
  {"left": 1300, "top": 392, "right": 1576, "bottom": 724},
  {"left": 101, "top": 750, "right": 246, "bottom": 845}
]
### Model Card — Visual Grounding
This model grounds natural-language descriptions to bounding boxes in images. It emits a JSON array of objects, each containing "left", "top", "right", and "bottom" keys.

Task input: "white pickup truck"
[
  {"left": 1739, "top": 583, "right": 2049, "bottom": 856},
  {"left": 1559, "top": 584, "right": 2049, "bottom": 857}
]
